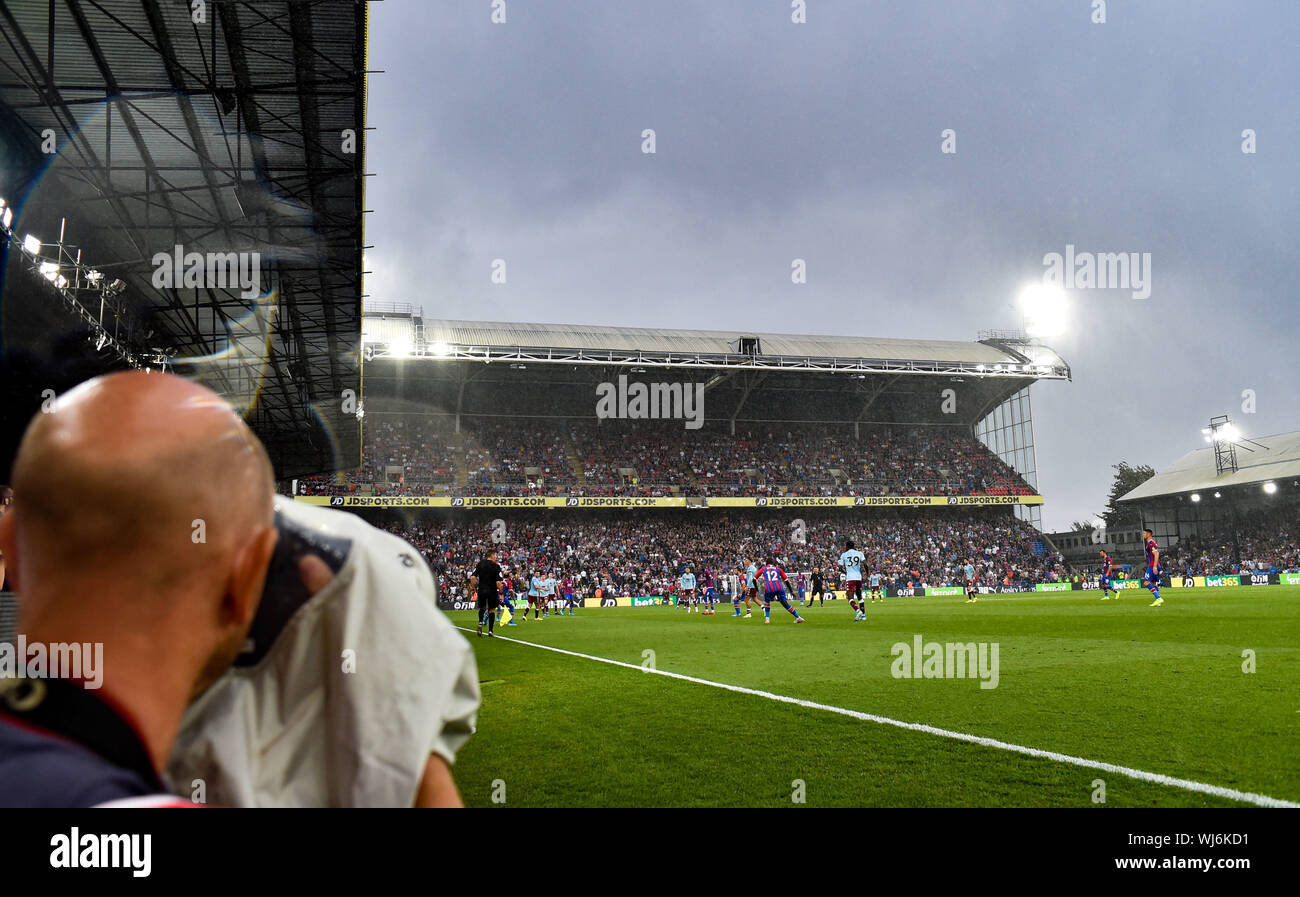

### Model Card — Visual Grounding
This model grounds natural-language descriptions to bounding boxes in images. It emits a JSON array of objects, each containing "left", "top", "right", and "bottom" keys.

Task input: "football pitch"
[{"left": 447, "top": 588, "right": 1300, "bottom": 808}]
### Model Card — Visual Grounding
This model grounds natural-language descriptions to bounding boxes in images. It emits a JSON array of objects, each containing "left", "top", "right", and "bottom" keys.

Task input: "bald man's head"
[{"left": 8, "top": 371, "right": 274, "bottom": 587}]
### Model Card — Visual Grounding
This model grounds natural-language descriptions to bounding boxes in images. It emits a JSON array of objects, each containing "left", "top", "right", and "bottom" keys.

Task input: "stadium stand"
[
  {"left": 278, "top": 317, "right": 1077, "bottom": 602},
  {"left": 1168, "top": 508, "right": 1300, "bottom": 576},
  {"left": 292, "top": 416, "right": 1036, "bottom": 498},
  {"left": 346, "top": 318, "right": 1065, "bottom": 517}
]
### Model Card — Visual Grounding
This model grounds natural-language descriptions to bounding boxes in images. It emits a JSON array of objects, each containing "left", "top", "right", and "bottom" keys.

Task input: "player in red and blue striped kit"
[
  {"left": 1098, "top": 549, "right": 1119, "bottom": 600},
  {"left": 1142, "top": 528, "right": 1164, "bottom": 606},
  {"left": 758, "top": 557, "right": 806, "bottom": 626}
]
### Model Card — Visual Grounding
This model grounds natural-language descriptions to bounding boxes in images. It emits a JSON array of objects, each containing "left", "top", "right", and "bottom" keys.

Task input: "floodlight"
[
  {"left": 1263, "top": 482, "right": 1277, "bottom": 495},
  {"left": 38, "top": 261, "right": 58, "bottom": 281},
  {"left": 1018, "top": 283, "right": 1069, "bottom": 338},
  {"left": 429, "top": 341, "right": 451, "bottom": 357},
  {"left": 1190, "top": 493, "right": 1201, "bottom": 502},
  {"left": 1, "top": 208, "right": 11, "bottom": 229},
  {"left": 23, "top": 234, "right": 41, "bottom": 255}
]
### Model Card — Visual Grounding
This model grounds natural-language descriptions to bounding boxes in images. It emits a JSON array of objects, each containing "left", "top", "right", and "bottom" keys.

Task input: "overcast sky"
[{"left": 365, "top": 1, "right": 1300, "bottom": 531}]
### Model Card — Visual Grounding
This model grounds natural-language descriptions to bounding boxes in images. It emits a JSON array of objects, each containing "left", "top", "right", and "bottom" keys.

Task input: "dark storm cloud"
[{"left": 367, "top": 0, "right": 1300, "bottom": 528}]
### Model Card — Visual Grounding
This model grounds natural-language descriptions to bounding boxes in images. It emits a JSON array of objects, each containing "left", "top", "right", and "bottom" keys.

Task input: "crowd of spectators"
[
  {"left": 351, "top": 417, "right": 457, "bottom": 487},
  {"left": 1168, "top": 508, "right": 1300, "bottom": 575},
  {"left": 364, "top": 509, "right": 1068, "bottom": 602},
  {"left": 293, "top": 415, "right": 1035, "bottom": 498},
  {"left": 679, "top": 426, "right": 1030, "bottom": 496},
  {"left": 463, "top": 420, "right": 575, "bottom": 489}
]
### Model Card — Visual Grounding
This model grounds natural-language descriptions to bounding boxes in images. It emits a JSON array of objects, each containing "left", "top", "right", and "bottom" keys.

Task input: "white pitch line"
[{"left": 460, "top": 626, "right": 1299, "bottom": 808}]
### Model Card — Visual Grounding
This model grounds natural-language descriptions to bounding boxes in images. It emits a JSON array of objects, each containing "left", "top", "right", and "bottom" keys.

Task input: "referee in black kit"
[{"left": 472, "top": 548, "right": 504, "bottom": 637}]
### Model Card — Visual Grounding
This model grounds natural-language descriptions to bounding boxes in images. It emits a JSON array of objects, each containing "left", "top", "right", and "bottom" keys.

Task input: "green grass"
[{"left": 447, "top": 587, "right": 1300, "bottom": 807}]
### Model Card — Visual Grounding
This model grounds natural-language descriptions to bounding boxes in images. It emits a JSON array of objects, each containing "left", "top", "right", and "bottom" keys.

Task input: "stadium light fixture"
[
  {"left": 1018, "top": 283, "right": 1068, "bottom": 339},
  {"left": 1, "top": 207, "right": 11, "bottom": 229},
  {"left": 22, "top": 234, "right": 40, "bottom": 255},
  {"left": 1263, "top": 482, "right": 1277, "bottom": 495},
  {"left": 1190, "top": 493, "right": 1201, "bottom": 502},
  {"left": 429, "top": 340, "right": 451, "bottom": 357},
  {"left": 38, "top": 261, "right": 58, "bottom": 281},
  {"left": 1213, "top": 491, "right": 1221, "bottom": 499}
]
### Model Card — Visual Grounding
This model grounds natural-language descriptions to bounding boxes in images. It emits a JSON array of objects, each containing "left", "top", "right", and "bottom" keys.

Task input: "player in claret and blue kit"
[
  {"left": 680, "top": 567, "right": 697, "bottom": 613},
  {"left": 1142, "top": 528, "right": 1164, "bottom": 607},
  {"left": 541, "top": 570, "right": 558, "bottom": 618},
  {"left": 1098, "top": 549, "right": 1119, "bottom": 601},
  {"left": 758, "top": 557, "right": 806, "bottom": 626},
  {"left": 743, "top": 560, "right": 761, "bottom": 618},
  {"left": 839, "top": 540, "right": 867, "bottom": 621}
]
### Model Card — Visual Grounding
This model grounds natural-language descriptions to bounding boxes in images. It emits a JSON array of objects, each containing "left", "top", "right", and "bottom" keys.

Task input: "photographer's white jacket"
[{"left": 166, "top": 497, "right": 479, "bottom": 807}]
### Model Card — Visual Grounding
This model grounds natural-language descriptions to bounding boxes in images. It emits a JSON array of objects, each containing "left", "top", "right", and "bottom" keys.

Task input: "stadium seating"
[
  {"left": 1169, "top": 508, "right": 1300, "bottom": 575},
  {"left": 292, "top": 416, "right": 1036, "bottom": 498}
]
